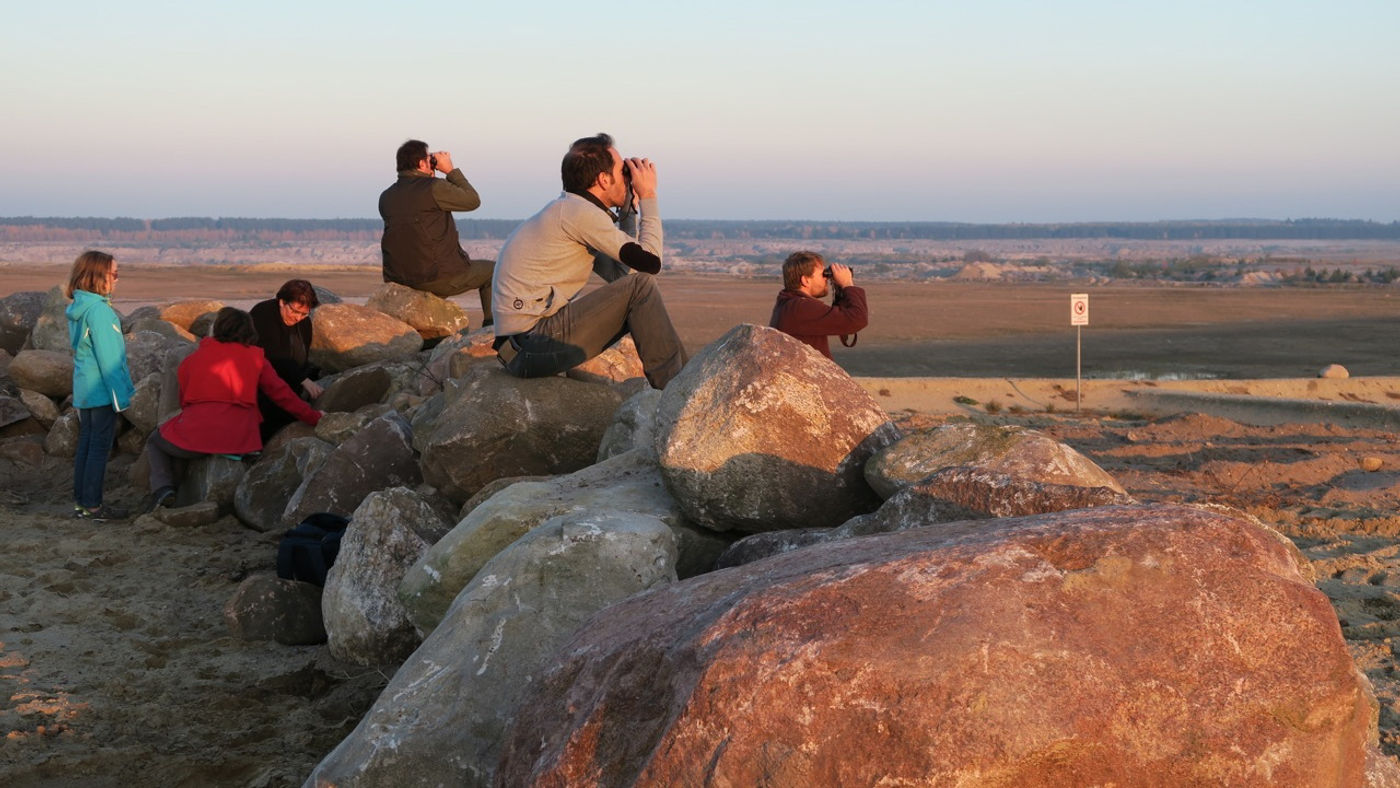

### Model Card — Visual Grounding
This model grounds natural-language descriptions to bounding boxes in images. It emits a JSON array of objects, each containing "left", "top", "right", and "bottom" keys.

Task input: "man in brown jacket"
[
  {"left": 770, "top": 251, "right": 868, "bottom": 359},
  {"left": 378, "top": 139, "right": 495, "bottom": 323}
]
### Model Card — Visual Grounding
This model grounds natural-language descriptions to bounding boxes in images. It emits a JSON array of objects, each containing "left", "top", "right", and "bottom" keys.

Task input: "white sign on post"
[{"left": 1070, "top": 293, "right": 1089, "bottom": 326}]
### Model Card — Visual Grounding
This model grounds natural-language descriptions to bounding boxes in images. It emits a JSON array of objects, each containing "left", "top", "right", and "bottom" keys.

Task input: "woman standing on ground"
[
  {"left": 249, "top": 279, "right": 322, "bottom": 441},
  {"left": 145, "top": 307, "right": 323, "bottom": 508},
  {"left": 66, "top": 250, "right": 134, "bottom": 521}
]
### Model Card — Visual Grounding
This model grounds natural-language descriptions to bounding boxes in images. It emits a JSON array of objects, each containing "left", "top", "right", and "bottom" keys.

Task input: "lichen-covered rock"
[
  {"left": 655, "top": 323, "right": 899, "bottom": 533},
  {"left": 322, "top": 488, "right": 451, "bottom": 666},
  {"left": 498, "top": 504, "right": 1379, "bottom": 787},
  {"left": 309, "top": 303, "right": 422, "bottom": 373},
  {"left": 401, "top": 449, "right": 725, "bottom": 634},
  {"left": 313, "top": 404, "right": 394, "bottom": 445},
  {"left": 309, "top": 512, "right": 677, "bottom": 788},
  {"left": 365, "top": 282, "right": 471, "bottom": 340},
  {"left": 418, "top": 364, "right": 622, "bottom": 503},
  {"left": 314, "top": 364, "right": 395, "bottom": 414},
  {"left": 123, "top": 330, "right": 181, "bottom": 383},
  {"left": 865, "top": 422, "right": 1127, "bottom": 500},
  {"left": 124, "top": 317, "right": 195, "bottom": 343},
  {"left": 8, "top": 350, "right": 74, "bottom": 397}
]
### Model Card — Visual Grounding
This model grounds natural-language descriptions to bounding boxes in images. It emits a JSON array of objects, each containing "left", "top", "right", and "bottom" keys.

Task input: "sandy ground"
[{"left": 2, "top": 265, "right": 1399, "bottom": 783}]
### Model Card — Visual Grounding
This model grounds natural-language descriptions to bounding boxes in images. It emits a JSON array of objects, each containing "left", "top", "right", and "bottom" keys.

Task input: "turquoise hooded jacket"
[{"left": 66, "top": 290, "right": 134, "bottom": 410}]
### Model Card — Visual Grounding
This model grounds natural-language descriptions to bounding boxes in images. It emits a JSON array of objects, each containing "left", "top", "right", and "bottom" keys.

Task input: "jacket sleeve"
[
  {"left": 257, "top": 360, "right": 322, "bottom": 426},
  {"left": 433, "top": 170, "right": 482, "bottom": 212},
  {"left": 567, "top": 196, "right": 663, "bottom": 275},
  {"left": 90, "top": 305, "right": 135, "bottom": 411},
  {"left": 778, "top": 287, "right": 869, "bottom": 336}
]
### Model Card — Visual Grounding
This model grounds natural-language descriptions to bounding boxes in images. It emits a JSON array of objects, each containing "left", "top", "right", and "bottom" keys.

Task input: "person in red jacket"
[
  {"left": 769, "top": 251, "right": 868, "bottom": 359},
  {"left": 145, "top": 307, "right": 324, "bottom": 509}
]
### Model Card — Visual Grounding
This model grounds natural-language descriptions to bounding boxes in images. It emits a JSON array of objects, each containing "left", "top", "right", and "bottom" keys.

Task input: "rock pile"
[{"left": 1, "top": 299, "right": 1388, "bottom": 785}]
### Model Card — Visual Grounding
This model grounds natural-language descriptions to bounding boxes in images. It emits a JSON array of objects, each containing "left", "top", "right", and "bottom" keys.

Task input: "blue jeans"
[{"left": 74, "top": 406, "right": 118, "bottom": 509}]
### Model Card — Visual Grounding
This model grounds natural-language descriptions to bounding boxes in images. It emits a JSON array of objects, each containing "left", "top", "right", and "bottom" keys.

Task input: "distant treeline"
[{"left": 2, "top": 216, "right": 1399, "bottom": 242}]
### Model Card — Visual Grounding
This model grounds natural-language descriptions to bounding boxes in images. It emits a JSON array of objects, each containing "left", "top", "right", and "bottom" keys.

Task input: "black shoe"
[
  {"left": 76, "top": 504, "right": 130, "bottom": 522},
  {"left": 149, "top": 486, "right": 176, "bottom": 511}
]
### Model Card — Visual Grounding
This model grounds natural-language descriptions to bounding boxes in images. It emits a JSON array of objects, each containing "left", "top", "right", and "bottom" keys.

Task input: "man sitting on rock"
[
  {"left": 490, "top": 133, "right": 687, "bottom": 389},
  {"left": 770, "top": 251, "right": 868, "bottom": 360},
  {"left": 379, "top": 139, "right": 495, "bottom": 324}
]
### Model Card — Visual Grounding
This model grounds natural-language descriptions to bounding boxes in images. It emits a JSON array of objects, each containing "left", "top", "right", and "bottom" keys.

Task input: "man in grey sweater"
[{"left": 491, "top": 133, "right": 687, "bottom": 388}]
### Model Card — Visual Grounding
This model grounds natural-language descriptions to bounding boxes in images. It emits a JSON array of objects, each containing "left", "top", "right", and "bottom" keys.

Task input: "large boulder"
[
  {"left": 156, "top": 343, "right": 197, "bottom": 425},
  {"left": 655, "top": 323, "right": 900, "bottom": 533},
  {"left": 840, "top": 466, "right": 1137, "bottom": 537},
  {"left": 597, "top": 387, "right": 662, "bottom": 461},
  {"left": 121, "top": 373, "right": 162, "bottom": 436},
  {"left": 0, "top": 394, "right": 31, "bottom": 430},
  {"left": 418, "top": 364, "right": 623, "bottom": 503},
  {"left": 865, "top": 422, "right": 1126, "bottom": 500},
  {"left": 123, "top": 317, "right": 195, "bottom": 343},
  {"left": 156, "top": 300, "right": 223, "bottom": 332},
  {"left": 233, "top": 437, "right": 334, "bottom": 532},
  {"left": 400, "top": 449, "right": 727, "bottom": 634},
  {"left": 123, "top": 330, "right": 182, "bottom": 382},
  {"left": 44, "top": 409, "right": 79, "bottom": 457},
  {"left": 18, "top": 389, "right": 60, "bottom": 429},
  {"left": 283, "top": 412, "right": 420, "bottom": 526},
  {"left": 224, "top": 573, "right": 326, "bottom": 645},
  {"left": 308, "top": 303, "right": 422, "bottom": 373},
  {"left": 314, "top": 363, "right": 395, "bottom": 413},
  {"left": 322, "top": 488, "right": 452, "bottom": 666},
  {"left": 498, "top": 504, "right": 1383, "bottom": 786},
  {"left": 8, "top": 350, "right": 74, "bottom": 397},
  {"left": 27, "top": 287, "right": 69, "bottom": 352},
  {"left": 565, "top": 335, "right": 645, "bottom": 385},
  {"left": 417, "top": 328, "right": 496, "bottom": 395},
  {"left": 308, "top": 512, "right": 677, "bottom": 788},
  {"left": 0, "top": 290, "right": 45, "bottom": 354},
  {"left": 365, "top": 282, "right": 471, "bottom": 340},
  {"left": 174, "top": 455, "right": 247, "bottom": 509}
]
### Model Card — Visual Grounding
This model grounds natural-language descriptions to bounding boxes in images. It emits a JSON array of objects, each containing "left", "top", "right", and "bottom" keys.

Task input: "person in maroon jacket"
[
  {"left": 769, "top": 251, "right": 869, "bottom": 359},
  {"left": 144, "top": 307, "right": 324, "bottom": 509}
]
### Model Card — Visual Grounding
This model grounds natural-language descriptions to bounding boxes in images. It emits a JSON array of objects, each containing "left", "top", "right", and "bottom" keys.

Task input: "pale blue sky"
[{"left": 2, "top": 0, "right": 1396, "bottom": 221}]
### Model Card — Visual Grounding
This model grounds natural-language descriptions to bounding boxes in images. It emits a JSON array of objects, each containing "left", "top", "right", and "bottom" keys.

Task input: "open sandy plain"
[{"left": 1, "top": 262, "right": 1398, "bottom": 784}]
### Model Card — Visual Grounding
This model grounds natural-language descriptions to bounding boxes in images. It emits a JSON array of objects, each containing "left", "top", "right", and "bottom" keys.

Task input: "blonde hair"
[{"left": 66, "top": 250, "right": 115, "bottom": 299}]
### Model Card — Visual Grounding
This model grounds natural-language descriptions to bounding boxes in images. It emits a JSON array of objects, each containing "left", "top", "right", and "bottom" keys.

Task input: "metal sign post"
[{"left": 1070, "top": 293, "right": 1089, "bottom": 412}]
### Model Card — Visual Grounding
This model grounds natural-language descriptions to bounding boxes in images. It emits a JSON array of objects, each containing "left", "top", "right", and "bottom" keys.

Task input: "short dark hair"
[
  {"left": 561, "top": 133, "right": 616, "bottom": 193},
  {"left": 275, "top": 279, "right": 319, "bottom": 309},
  {"left": 783, "top": 251, "right": 825, "bottom": 291},
  {"left": 396, "top": 139, "right": 429, "bottom": 172},
  {"left": 66, "top": 250, "right": 115, "bottom": 299},
  {"left": 212, "top": 307, "right": 259, "bottom": 346}
]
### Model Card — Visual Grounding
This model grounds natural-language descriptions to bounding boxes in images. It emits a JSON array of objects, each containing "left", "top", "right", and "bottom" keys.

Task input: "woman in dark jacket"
[{"left": 249, "top": 279, "right": 322, "bottom": 441}]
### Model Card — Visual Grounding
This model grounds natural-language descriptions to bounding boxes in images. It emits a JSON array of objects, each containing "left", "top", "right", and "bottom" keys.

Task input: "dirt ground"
[{"left": 2, "top": 266, "right": 1399, "bottom": 783}]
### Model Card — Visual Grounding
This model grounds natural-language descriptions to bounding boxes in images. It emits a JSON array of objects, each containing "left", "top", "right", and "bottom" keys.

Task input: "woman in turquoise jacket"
[{"left": 65, "top": 250, "right": 134, "bottom": 520}]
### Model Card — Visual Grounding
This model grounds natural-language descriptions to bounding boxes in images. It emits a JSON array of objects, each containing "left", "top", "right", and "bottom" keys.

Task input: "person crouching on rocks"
[
  {"left": 66, "top": 250, "right": 135, "bottom": 521},
  {"left": 250, "top": 279, "right": 323, "bottom": 442},
  {"left": 145, "top": 307, "right": 324, "bottom": 509}
]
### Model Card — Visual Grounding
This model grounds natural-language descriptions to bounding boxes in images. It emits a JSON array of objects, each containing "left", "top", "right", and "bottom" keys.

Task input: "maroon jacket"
[{"left": 769, "top": 286, "right": 868, "bottom": 359}]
